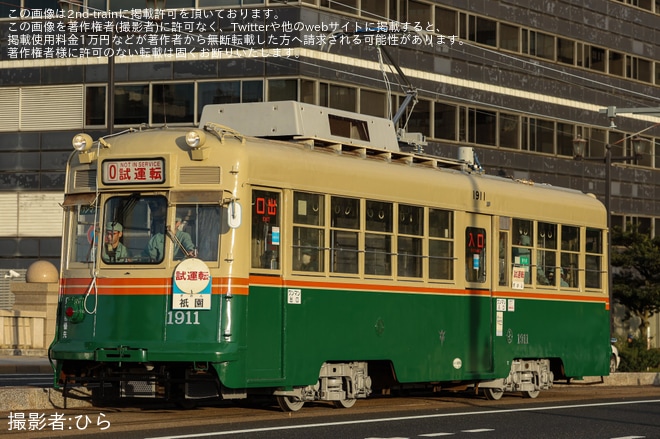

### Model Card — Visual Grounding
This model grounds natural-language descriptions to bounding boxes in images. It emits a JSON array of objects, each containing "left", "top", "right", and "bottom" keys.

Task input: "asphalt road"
[{"left": 3, "top": 385, "right": 660, "bottom": 439}]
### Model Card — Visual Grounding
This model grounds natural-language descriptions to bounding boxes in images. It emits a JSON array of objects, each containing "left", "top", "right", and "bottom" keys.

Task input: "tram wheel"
[
  {"left": 522, "top": 390, "right": 540, "bottom": 399},
  {"left": 483, "top": 388, "right": 504, "bottom": 401},
  {"left": 276, "top": 396, "right": 304, "bottom": 412},
  {"left": 333, "top": 398, "right": 356, "bottom": 409}
]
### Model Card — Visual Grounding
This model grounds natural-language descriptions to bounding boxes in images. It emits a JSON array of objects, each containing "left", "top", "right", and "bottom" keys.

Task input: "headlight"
[
  {"left": 185, "top": 129, "right": 206, "bottom": 149},
  {"left": 72, "top": 133, "right": 94, "bottom": 152}
]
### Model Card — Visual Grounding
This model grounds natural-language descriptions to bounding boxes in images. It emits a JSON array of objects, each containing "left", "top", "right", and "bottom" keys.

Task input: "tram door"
[
  {"left": 464, "top": 213, "right": 494, "bottom": 373},
  {"left": 246, "top": 188, "right": 284, "bottom": 381}
]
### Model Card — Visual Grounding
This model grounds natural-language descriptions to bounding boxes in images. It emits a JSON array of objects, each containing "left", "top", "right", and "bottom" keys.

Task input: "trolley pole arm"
[
  {"left": 373, "top": 44, "right": 418, "bottom": 126},
  {"left": 322, "top": 28, "right": 421, "bottom": 126}
]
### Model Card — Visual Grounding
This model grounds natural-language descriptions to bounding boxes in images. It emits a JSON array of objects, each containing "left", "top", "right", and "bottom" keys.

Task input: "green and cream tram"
[{"left": 51, "top": 101, "right": 610, "bottom": 409}]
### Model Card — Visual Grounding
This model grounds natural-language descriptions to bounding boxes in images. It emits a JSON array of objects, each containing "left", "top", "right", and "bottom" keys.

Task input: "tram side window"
[
  {"left": 71, "top": 204, "right": 98, "bottom": 264},
  {"left": 251, "top": 190, "right": 280, "bottom": 270},
  {"left": 561, "top": 225, "right": 580, "bottom": 288},
  {"left": 293, "top": 192, "right": 325, "bottom": 272},
  {"left": 397, "top": 204, "right": 423, "bottom": 278},
  {"left": 585, "top": 227, "right": 603, "bottom": 289},
  {"left": 465, "top": 227, "right": 487, "bottom": 283},
  {"left": 512, "top": 218, "right": 533, "bottom": 285},
  {"left": 365, "top": 200, "right": 393, "bottom": 276},
  {"left": 429, "top": 209, "right": 454, "bottom": 280},
  {"left": 330, "top": 196, "right": 359, "bottom": 274},
  {"left": 536, "top": 222, "right": 557, "bottom": 286}
]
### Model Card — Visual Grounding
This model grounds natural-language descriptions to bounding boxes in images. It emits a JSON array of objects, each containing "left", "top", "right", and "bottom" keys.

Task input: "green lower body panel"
[{"left": 52, "top": 283, "right": 609, "bottom": 393}]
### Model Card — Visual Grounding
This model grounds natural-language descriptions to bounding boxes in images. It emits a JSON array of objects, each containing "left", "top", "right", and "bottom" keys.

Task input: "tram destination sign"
[{"left": 102, "top": 159, "right": 165, "bottom": 185}]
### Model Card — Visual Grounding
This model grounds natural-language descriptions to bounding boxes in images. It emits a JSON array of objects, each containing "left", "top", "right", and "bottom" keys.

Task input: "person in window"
[
  {"left": 296, "top": 247, "right": 318, "bottom": 271},
  {"left": 145, "top": 217, "right": 195, "bottom": 261},
  {"left": 536, "top": 255, "right": 551, "bottom": 285},
  {"left": 172, "top": 217, "right": 195, "bottom": 260},
  {"left": 560, "top": 267, "right": 570, "bottom": 287},
  {"left": 102, "top": 222, "right": 128, "bottom": 263}
]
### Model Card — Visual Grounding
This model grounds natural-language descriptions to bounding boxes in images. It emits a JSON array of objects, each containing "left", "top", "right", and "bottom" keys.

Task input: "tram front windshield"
[{"left": 70, "top": 194, "right": 221, "bottom": 265}]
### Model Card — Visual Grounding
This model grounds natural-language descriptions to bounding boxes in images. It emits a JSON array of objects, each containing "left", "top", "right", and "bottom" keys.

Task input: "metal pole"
[
  {"left": 108, "top": 22, "right": 115, "bottom": 135},
  {"left": 605, "top": 144, "right": 613, "bottom": 335}
]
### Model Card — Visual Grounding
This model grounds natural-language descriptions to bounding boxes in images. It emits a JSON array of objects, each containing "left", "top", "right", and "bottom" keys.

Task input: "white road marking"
[{"left": 146, "top": 399, "right": 660, "bottom": 439}]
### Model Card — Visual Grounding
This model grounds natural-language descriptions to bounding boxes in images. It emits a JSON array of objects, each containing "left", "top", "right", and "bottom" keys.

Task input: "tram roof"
[{"left": 78, "top": 105, "right": 605, "bottom": 229}]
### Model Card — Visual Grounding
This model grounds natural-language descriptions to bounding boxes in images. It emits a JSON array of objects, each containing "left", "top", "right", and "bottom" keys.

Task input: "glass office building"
[{"left": 0, "top": 0, "right": 658, "bottom": 272}]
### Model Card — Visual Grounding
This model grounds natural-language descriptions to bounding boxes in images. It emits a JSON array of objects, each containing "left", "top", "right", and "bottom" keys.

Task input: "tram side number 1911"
[{"left": 166, "top": 310, "right": 200, "bottom": 325}]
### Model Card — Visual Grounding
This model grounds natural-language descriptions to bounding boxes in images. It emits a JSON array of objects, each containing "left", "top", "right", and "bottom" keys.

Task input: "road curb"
[
  {"left": 0, "top": 387, "right": 92, "bottom": 413},
  {"left": 0, "top": 363, "right": 53, "bottom": 374},
  {"left": 553, "top": 372, "right": 660, "bottom": 387}
]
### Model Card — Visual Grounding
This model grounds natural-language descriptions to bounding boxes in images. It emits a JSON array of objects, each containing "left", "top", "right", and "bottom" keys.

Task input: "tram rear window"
[{"left": 328, "top": 115, "right": 370, "bottom": 141}]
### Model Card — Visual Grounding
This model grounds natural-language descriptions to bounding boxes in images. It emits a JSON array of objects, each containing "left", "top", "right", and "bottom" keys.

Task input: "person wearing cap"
[
  {"left": 102, "top": 222, "right": 128, "bottom": 263},
  {"left": 296, "top": 245, "right": 318, "bottom": 271},
  {"left": 145, "top": 217, "right": 195, "bottom": 261}
]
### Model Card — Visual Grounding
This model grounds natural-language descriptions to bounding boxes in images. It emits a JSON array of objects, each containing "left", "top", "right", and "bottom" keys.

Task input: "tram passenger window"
[
  {"left": 331, "top": 231, "right": 358, "bottom": 274},
  {"left": 365, "top": 200, "right": 392, "bottom": 276},
  {"left": 511, "top": 219, "right": 533, "bottom": 285},
  {"left": 251, "top": 190, "right": 280, "bottom": 270},
  {"left": 398, "top": 204, "right": 423, "bottom": 278},
  {"left": 560, "top": 253, "right": 578, "bottom": 288},
  {"left": 585, "top": 228, "right": 603, "bottom": 289},
  {"left": 330, "top": 196, "right": 359, "bottom": 274},
  {"left": 562, "top": 225, "right": 581, "bottom": 288},
  {"left": 561, "top": 225, "right": 580, "bottom": 251},
  {"left": 398, "top": 236, "right": 422, "bottom": 277},
  {"left": 536, "top": 249, "right": 555, "bottom": 286},
  {"left": 293, "top": 192, "right": 325, "bottom": 273},
  {"left": 294, "top": 192, "right": 323, "bottom": 226},
  {"left": 429, "top": 209, "right": 454, "bottom": 280},
  {"left": 537, "top": 222, "right": 557, "bottom": 286},
  {"left": 294, "top": 227, "right": 324, "bottom": 271}
]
